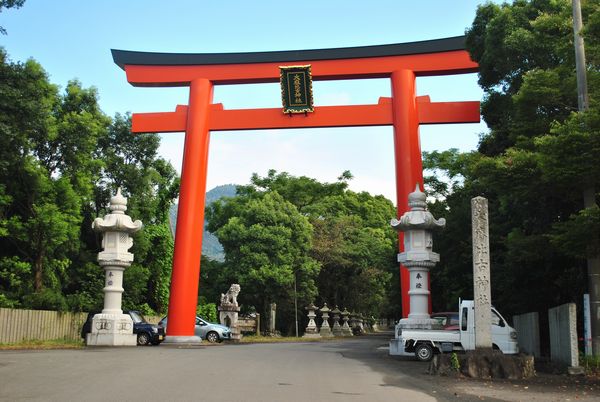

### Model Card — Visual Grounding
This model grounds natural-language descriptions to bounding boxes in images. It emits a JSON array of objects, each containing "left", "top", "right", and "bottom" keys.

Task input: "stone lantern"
[
  {"left": 331, "top": 306, "right": 343, "bottom": 336},
  {"left": 319, "top": 303, "right": 333, "bottom": 337},
  {"left": 87, "top": 189, "right": 143, "bottom": 346},
  {"left": 357, "top": 313, "right": 365, "bottom": 333},
  {"left": 349, "top": 311, "right": 359, "bottom": 334},
  {"left": 303, "top": 303, "right": 320, "bottom": 338},
  {"left": 341, "top": 308, "right": 353, "bottom": 336},
  {"left": 391, "top": 184, "right": 445, "bottom": 329}
]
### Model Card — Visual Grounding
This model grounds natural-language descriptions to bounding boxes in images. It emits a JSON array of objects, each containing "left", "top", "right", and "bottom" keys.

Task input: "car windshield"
[{"left": 129, "top": 311, "right": 145, "bottom": 324}]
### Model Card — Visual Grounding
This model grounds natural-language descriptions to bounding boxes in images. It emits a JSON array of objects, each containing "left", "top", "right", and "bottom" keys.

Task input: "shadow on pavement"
[{"left": 322, "top": 332, "right": 600, "bottom": 402}]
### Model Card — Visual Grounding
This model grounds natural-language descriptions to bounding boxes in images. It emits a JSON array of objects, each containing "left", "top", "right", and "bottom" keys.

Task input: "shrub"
[{"left": 197, "top": 303, "right": 217, "bottom": 323}]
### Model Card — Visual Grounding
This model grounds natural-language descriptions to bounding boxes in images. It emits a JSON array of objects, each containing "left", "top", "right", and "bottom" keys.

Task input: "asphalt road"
[
  {"left": 0, "top": 333, "right": 445, "bottom": 402},
  {"left": 2, "top": 333, "right": 600, "bottom": 402}
]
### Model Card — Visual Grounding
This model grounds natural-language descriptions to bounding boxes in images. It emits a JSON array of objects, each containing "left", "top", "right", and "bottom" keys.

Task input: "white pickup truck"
[{"left": 389, "top": 300, "right": 519, "bottom": 361}]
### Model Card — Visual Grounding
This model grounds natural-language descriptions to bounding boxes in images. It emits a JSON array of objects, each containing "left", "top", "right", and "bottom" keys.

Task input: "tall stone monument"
[
  {"left": 219, "top": 284, "right": 242, "bottom": 341},
  {"left": 87, "top": 189, "right": 142, "bottom": 346},
  {"left": 391, "top": 184, "right": 445, "bottom": 329},
  {"left": 268, "top": 302, "right": 277, "bottom": 336},
  {"left": 471, "top": 196, "right": 492, "bottom": 349}
]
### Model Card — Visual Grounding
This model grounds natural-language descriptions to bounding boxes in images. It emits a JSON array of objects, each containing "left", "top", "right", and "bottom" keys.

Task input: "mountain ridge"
[{"left": 169, "top": 184, "right": 237, "bottom": 261}]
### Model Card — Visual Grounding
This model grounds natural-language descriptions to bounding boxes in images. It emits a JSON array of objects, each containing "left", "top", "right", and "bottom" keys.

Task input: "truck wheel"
[{"left": 415, "top": 343, "right": 434, "bottom": 362}]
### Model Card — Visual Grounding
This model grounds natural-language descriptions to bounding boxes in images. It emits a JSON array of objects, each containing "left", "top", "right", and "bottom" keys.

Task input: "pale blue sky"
[{"left": 1, "top": 1, "right": 492, "bottom": 202}]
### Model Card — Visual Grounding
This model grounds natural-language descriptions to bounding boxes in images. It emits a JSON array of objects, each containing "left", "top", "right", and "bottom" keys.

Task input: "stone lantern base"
[
  {"left": 219, "top": 306, "right": 242, "bottom": 342},
  {"left": 86, "top": 313, "right": 137, "bottom": 346},
  {"left": 341, "top": 325, "right": 353, "bottom": 337}
]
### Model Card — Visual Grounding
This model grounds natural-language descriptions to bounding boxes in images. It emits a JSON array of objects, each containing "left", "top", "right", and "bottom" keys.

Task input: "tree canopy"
[
  {"left": 204, "top": 171, "right": 398, "bottom": 333},
  {"left": 425, "top": 0, "right": 600, "bottom": 318},
  {"left": 0, "top": 49, "right": 178, "bottom": 313}
]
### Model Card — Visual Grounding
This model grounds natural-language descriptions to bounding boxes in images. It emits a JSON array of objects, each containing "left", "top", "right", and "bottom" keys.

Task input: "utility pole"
[
  {"left": 294, "top": 272, "right": 299, "bottom": 337},
  {"left": 573, "top": 0, "right": 589, "bottom": 112},
  {"left": 572, "top": 0, "right": 600, "bottom": 355}
]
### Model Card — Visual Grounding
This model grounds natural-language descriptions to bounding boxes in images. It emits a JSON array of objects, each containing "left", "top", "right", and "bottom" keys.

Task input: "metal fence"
[{"left": 0, "top": 308, "right": 88, "bottom": 343}]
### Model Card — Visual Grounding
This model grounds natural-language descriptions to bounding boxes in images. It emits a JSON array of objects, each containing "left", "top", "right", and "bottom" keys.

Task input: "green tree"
[
  {"left": 207, "top": 190, "right": 320, "bottom": 332},
  {"left": 206, "top": 170, "right": 400, "bottom": 330},
  {"left": 247, "top": 169, "right": 349, "bottom": 212},
  {"left": 311, "top": 215, "right": 394, "bottom": 316},
  {"left": 251, "top": 171, "right": 398, "bottom": 318},
  {"left": 0, "top": 50, "right": 84, "bottom": 308},
  {"left": 92, "top": 115, "right": 179, "bottom": 314},
  {"left": 423, "top": 0, "right": 600, "bottom": 319},
  {"left": 303, "top": 189, "right": 398, "bottom": 317},
  {"left": 0, "top": 49, "right": 179, "bottom": 313}
]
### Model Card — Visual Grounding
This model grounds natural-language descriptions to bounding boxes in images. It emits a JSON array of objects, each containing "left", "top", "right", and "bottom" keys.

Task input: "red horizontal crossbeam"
[
  {"left": 125, "top": 50, "right": 477, "bottom": 87},
  {"left": 131, "top": 97, "right": 480, "bottom": 133}
]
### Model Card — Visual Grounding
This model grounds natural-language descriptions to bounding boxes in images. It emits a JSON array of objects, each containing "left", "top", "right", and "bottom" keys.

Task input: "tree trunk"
[{"left": 34, "top": 253, "right": 43, "bottom": 292}]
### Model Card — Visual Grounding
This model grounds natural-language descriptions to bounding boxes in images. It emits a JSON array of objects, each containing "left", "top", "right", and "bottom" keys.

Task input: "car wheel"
[
  {"left": 415, "top": 343, "right": 434, "bottom": 362},
  {"left": 137, "top": 332, "right": 150, "bottom": 346},
  {"left": 206, "top": 331, "right": 219, "bottom": 343}
]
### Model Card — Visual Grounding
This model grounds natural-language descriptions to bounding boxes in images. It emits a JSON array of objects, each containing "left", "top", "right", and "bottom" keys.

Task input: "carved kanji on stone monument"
[{"left": 471, "top": 196, "right": 492, "bottom": 349}]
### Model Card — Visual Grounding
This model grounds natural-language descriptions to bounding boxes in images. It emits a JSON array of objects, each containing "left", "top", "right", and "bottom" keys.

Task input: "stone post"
[
  {"left": 303, "top": 303, "right": 320, "bottom": 338},
  {"left": 218, "top": 284, "right": 242, "bottom": 341},
  {"left": 472, "top": 196, "right": 492, "bottom": 349},
  {"left": 319, "top": 303, "right": 333, "bottom": 337},
  {"left": 268, "top": 302, "right": 277, "bottom": 336},
  {"left": 331, "top": 306, "right": 343, "bottom": 336},
  {"left": 87, "top": 189, "right": 142, "bottom": 346},
  {"left": 341, "top": 308, "right": 353, "bottom": 336},
  {"left": 391, "top": 184, "right": 445, "bottom": 329}
]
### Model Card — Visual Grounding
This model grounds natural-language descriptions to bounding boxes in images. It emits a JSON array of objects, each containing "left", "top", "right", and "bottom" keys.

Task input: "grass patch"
[
  {"left": 0, "top": 338, "right": 85, "bottom": 350},
  {"left": 581, "top": 354, "right": 600, "bottom": 376}
]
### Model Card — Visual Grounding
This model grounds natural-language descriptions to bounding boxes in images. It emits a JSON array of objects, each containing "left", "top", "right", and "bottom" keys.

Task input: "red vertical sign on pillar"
[
  {"left": 391, "top": 70, "right": 425, "bottom": 318},
  {"left": 166, "top": 78, "right": 213, "bottom": 337}
]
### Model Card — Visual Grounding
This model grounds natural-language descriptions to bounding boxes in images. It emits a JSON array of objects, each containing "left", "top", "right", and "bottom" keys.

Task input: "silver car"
[{"left": 158, "top": 316, "right": 232, "bottom": 343}]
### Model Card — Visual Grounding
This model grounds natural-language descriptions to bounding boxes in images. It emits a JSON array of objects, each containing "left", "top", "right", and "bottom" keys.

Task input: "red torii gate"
[{"left": 112, "top": 36, "right": 479, "bottom": 340}]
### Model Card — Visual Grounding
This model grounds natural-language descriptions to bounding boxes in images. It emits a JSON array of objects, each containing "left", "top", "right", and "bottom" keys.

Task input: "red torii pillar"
[
  {"left": 112, "top": 36, "right": 479, "bottom": 340},
  {"left": 168, "top": 78, "right": 213, "bottom": 336},
  {"left": 391, "top": 69, "right": 424, "bottom": 317}
]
